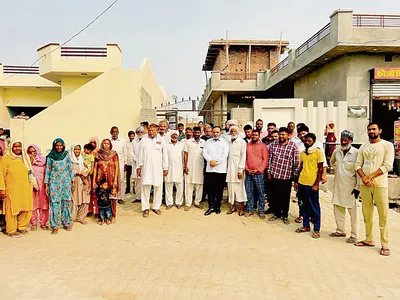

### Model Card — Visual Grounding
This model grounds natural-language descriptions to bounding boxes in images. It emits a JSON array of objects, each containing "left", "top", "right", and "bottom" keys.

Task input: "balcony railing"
[
  {"left": 270, "top": 56, "right": 289, "bottom": 76},
  {"left": 353, "top": 14, "right": 400, "bottom": 28},
  {"left": 3, "top": 65, "right": 39, "bottom": 74},
  {"left": 61, "top": 47, "right": 107, "bottom": 58},
  {"left": 295, "top": 23, "right": 331, "bottom": 57},
  {"left": 220, "top": 72, "right": 257, "bottom": 80}
]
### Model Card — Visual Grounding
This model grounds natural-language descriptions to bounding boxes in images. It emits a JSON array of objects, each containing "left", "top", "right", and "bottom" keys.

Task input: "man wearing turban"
[{"left": 329, "top": 130, "right": 359, "bottom": 244}]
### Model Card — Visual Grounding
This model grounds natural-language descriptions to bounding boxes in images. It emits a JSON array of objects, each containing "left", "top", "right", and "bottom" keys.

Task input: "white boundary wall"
[{"left": 253, "top": 99, "right": 347, "bottom": 142}]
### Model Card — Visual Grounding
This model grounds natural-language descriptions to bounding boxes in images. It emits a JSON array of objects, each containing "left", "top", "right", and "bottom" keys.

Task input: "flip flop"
[
  {"left": 295, "top": 227, "right": 311, "bottom": 233},
  {"left": 329, "top": 232, "right": 346, "bottom": 237},
  {"left": 354, "top": 241, "right": 375, "bottom": 247}
]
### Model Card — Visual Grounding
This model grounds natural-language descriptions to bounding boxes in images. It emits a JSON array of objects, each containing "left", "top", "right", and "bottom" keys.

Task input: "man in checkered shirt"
[{"left": 267, "top": 127, "right": 300, "bottom": 225}]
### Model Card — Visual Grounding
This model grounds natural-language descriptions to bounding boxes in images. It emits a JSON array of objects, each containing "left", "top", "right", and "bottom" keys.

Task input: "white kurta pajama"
[
  {"left": 111, "top": 137, "right": 127, "bottom": 201},
  {"left": 330, "top": 146, "right": 359, "bottom": 237},
  {"left": 165, "top": 141, "right": 185, "bottom": 206},
  {"left": 131, "top": 138, "right": 142, "bottom": 200},
  {"left": 226, "top": 137, "right": 247, "bottom": 204},
  {"left": 139, "top": 136, "right": 168, "bottom": 211},
  {"left": 184, "top": 138, "right": 205, "bottom": 207}
]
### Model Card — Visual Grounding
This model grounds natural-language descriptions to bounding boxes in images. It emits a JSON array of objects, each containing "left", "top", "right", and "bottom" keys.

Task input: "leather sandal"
[
  {"left": 152, "top": 209, "right": 162, "bottom": 215},
  {"left": 295, "top": 227, "right": 311, "bottom": 233},
  {"left": 142, "top": 210, "right": 149, "bottom": 218}
]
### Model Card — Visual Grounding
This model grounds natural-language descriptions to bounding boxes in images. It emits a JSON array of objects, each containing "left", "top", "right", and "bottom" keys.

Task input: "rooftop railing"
[
  {"left": 353, "top": 14, "right": 400, "bottom": 28},
  {"left": 220, "top": 72, "right": 257, "bottom": 80},
  {"left": 295, "top": 23, "right": 331, "bottom": 58},
  {"left": 61, "top": 47, "right": 107, "bottom": 58},
  {"left": 3, "top": 65, "right": 39, "bottom": 74},
  {"left": 270, "top": 56, "right": 289, "bottom": 76}
]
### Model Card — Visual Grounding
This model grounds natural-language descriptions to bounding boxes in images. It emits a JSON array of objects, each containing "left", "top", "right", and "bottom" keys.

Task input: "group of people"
[{"left": 0, "top": 118, "right": 394, "bottom": 256}]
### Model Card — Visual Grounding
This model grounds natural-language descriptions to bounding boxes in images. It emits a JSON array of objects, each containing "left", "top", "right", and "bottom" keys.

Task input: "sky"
[{"left": 1, "top": 0, "right": 399, "bottom": 99}]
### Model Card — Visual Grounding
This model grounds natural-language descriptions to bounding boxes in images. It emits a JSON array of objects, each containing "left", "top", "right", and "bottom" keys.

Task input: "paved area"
[{"left": 1, "top": 189, "right": 400, "bottom": 300}]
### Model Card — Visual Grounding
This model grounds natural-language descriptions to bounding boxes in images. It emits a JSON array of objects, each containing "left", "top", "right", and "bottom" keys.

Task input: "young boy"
[
  {"left": 95, "top": 178, "right": 112, "bottom": 225},
  {"left": 83, "top": 143, "right": 95, "bottom": 174},
  {"left": 295, "top": 133, "right": 324, "bottom": 239}
]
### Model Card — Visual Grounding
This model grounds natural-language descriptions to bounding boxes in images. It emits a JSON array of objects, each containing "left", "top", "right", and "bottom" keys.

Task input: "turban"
[
  {"left": 229, "top": 126, "right": 240, "bottom": 133},
  {"left": 341, "top": 130, "right": 354, "bottom": 140},
  {"left": 136, "top": 126, "right": 145, "bottom": 133},
  {"left": 227, "top": 119, "right": 238, "bottom": 125}
]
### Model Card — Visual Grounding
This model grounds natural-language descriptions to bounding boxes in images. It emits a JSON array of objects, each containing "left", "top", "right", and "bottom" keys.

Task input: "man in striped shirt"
[{"left": 267, "top": 127, "right": 300, "bottom": 224}]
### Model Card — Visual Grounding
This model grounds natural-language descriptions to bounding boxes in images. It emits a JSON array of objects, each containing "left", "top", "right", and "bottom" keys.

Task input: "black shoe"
[
  {"left": 118, "top": 200, "right": 125, "bottom": 205},
  {"left": 204, "top": 208, "right": 215, "bottom": 216},
  {"left": 215, "top": 209, "right": 221, "bottom": 215},
  {"left": 132, "top": 199, "right": 141, "bottom": 203},
  {"left": 125, "top": 190, "right": 130, "bottom": 195}
]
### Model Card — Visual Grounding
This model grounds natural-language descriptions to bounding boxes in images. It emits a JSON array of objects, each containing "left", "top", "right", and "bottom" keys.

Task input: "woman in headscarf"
[
  {"left": 93, "top": 138, "right": 120, "bottom": 220},
  {"left": 70, "top": 143, "right": 91, "bottom": 224},
  {"left": 0, "top": 139, "right": 7, "bottom": 231},
  {"left": 324, "top": 121, "right": 337, "bottom": 167},
  {"left": 89, "top": 136, "right": 100, "bottom": 155},
  {"left": 0, "top": 140, "right": 36, "bottom": 238},
  {"left": 27, "top": 144, "right": 49, "bottom": 230},
  {"left": 88, "top": 136, "right": 100, "bottom": 216},
  {"left": 44, "top": 138, "right": 74, "bottom": 235}
]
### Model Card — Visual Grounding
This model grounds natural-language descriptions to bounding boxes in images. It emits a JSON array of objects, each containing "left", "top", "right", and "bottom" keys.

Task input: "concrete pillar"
[
  {"left": 106, "top": 44, "right": 122, "bottom": 70},
  {"left": 337, "top": 101, "right": 348, "bottom": 140},
  {"left": 0, "top": 64, "right": 3, "bottom": 83},
  {"left": 222, "top": 94, "right": 228, "bottom": 124},
  {"left": 288, "top": 49, "right": 296, "bottom": 67},
  {"left": 307, "top": 101, "right": 315, "bottom": 132},
  {"left": 37, "top": 43, "right": 61, "bottom": 75},
  {"left": 317, "top": 102, "right": 325, "bottom": 141},
  {"left": 330, "top": 9, "right": 354, "bottom": 44}
]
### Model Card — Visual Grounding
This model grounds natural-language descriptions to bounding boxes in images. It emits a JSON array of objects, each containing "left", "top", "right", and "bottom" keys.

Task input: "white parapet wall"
[{"left": 253, "top": 98, "right": 347, "bottom": 141}]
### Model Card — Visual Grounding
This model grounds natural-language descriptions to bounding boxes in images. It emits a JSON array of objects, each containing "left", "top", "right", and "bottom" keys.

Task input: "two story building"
[
  {"left": 0, "top": 43, "right": 165, "bottom": 151},
  {"left": 199, "top": 10, "right": 400, "bottom": 143}
]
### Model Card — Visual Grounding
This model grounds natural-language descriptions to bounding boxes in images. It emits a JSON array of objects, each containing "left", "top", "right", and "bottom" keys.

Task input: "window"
[{"left": 385, "top": 54, "right": 393, "bottom": 63}]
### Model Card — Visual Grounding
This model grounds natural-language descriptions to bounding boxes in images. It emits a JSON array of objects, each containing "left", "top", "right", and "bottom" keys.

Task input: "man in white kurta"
[
  {"left": 165, "top": 131, "right": 185, "bottom": 209},
  {"left": 330, "top": 130, "right": 359, "bottom": 243},
  {"left": 184, "top": 127, "right": 205, "bottom": 211},
  {"left": 110, "top": 126, "right": 127, "bottom": 204},
  {"left": 131, "top": 127, "right": 145, "bottom": 203},
  {"left": 138, "top": 124, "right": 168, "bottom": 217},
  {"left": 226, "top": 126, "right": 247, "bottom": 216}
]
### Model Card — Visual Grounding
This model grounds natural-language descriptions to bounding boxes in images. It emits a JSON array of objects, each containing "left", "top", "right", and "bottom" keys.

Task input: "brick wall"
[{"left": 212, "top": 46, "right": 279, "bottom": 73}]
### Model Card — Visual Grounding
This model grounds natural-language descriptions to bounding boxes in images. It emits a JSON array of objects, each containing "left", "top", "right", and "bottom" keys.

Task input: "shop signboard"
[
  {"left": 374, "top": 68, "right": 400, "bottom": 80},
  {"left": 394, "top": 120, "right": 400, "bottom": 159}
]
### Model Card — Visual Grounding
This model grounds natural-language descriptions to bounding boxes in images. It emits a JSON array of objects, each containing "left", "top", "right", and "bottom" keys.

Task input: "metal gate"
[{"left": 372, "top": 82, "right": 400, "bottom": 99}]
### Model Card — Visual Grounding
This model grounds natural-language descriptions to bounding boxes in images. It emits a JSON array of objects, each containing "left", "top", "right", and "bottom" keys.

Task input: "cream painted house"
[{"left": 0, "top": 43, "right": 165, "bottom": 151}]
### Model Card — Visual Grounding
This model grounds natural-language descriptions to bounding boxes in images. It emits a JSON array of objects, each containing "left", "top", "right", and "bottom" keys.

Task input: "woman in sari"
[
  {"left": 27, "top": 144, "right": 49, "bottom": 230},
  {"left": 70, "top": 143, "right": 91, "bottom": 224},
  {"left": 0, "top": 139, "right": 6, "bottom": 231},
  {"left": 0, "top": 140, "right": 36, "bottom": 238},
  {"left": 44, "top": 138, "right": 74, "bottom": 235},
  {"left": 93, "top": 138, "right": 120, "bottom": 220},
  {"left": 88, "top": 136, "right": 100, "bottom": 216}
]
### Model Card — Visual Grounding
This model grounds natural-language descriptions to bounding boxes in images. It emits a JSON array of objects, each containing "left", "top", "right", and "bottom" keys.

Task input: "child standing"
[{"left": 95, "top": 178, "right": 112, "bottom": 225}]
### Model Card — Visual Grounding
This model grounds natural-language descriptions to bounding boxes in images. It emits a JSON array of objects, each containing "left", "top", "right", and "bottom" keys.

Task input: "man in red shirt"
[{"left": 245, "top": 130, "right": 269, "bottom": 219}]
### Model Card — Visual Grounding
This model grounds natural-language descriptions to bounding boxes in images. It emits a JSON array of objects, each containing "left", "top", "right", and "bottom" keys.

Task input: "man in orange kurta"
[{"left": 0, "top": 141, "right": 33, "bottom": 238}]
